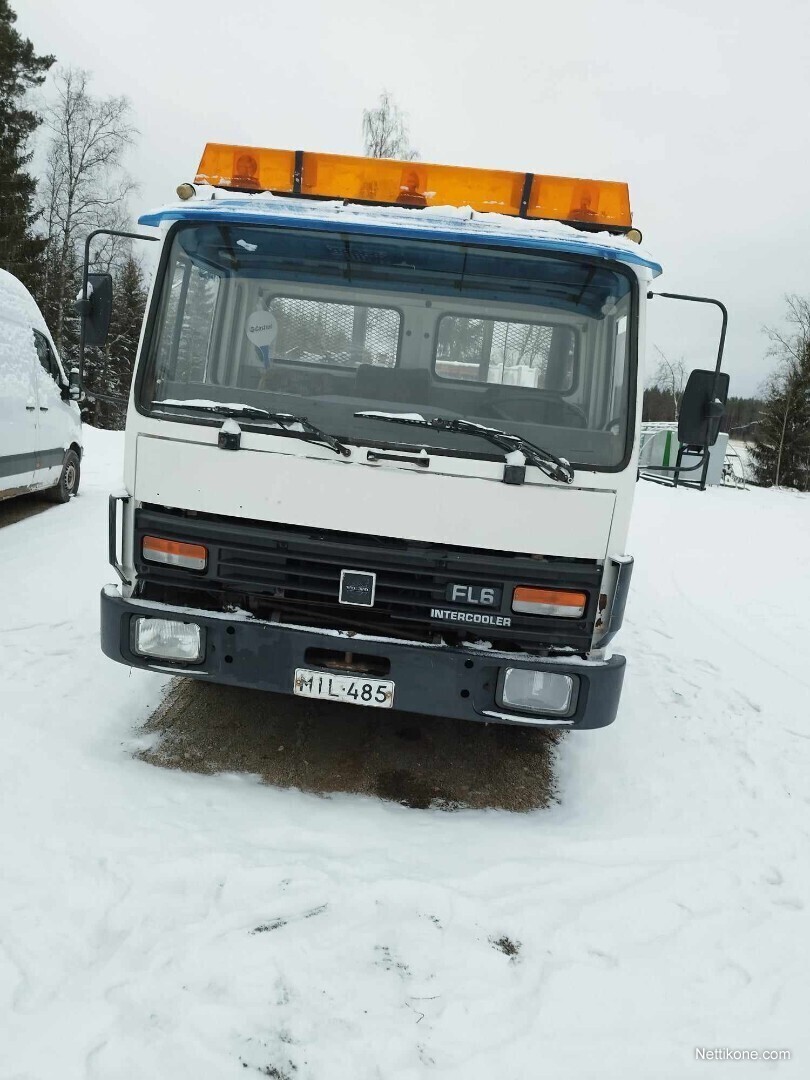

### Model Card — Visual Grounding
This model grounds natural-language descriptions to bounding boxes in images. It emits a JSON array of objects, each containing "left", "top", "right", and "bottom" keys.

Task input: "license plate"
[{"left": 293, "top": 668, "right": 395, "bottom": 708}]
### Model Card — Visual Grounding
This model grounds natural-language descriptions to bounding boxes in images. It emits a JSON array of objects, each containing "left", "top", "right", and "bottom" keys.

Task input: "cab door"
[
  {"left": 0, "top": 318, "right": 39, "bottom": 496},
  {"left": 32, "top": 330, "right": 76, "bottom": 487}
]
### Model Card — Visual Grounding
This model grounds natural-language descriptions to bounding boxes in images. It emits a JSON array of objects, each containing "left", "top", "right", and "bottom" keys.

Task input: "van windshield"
[{"left": 139, "top": 223, "right": 636, "bottom": 469}]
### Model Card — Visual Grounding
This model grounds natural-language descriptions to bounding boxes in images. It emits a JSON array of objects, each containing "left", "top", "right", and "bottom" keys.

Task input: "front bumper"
[{"left": 101, "top": 585, "right": 625, "bottom": 729}]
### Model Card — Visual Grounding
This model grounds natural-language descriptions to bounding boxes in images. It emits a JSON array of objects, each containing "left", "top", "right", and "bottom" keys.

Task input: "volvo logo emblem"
[{"left": 339, "top": 569, "right": 377, "bottom": 607}]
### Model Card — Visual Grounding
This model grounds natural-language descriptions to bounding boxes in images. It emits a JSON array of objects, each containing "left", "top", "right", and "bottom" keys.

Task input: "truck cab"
[{"left": 99, "top": 146, "right": 668, "bottom": 729}]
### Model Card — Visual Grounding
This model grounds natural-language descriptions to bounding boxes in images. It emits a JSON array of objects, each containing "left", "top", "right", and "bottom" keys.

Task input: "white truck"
[{"left": 86, "top": 145, "right": 728, "bottom": 728}]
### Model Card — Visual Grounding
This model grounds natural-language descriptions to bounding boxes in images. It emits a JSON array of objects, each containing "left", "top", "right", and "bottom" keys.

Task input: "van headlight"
[
  {"left": 498, "top": 668, "right": 576, "bottom": 716},
  {"left": 132, "top": 617, "right": 204, "bottom": 662}
]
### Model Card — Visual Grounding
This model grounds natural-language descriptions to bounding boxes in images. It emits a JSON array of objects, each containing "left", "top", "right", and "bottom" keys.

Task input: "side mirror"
[
  {"left": 68, "top": 367, "right": 82, "bottom": 401},
  {"left": 678, "top": 369, "right": 730, "bottom": 447},
  {"left": 74, "top": 272, "right": 113, "bottom": 347}
]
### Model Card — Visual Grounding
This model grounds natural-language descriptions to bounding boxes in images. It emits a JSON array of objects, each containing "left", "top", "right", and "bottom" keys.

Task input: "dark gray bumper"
[{"left": 101, "top": 586, "right": 625, "bottom": 729}]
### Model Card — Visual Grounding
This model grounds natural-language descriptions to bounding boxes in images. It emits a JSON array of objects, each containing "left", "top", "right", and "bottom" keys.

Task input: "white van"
[{"left": 0, "top": 268, "right": 82, "bottom": 504}]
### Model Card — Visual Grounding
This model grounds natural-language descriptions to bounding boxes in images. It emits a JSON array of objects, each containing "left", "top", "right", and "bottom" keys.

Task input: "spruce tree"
[
  {"left": 749, "top": 349, "right": 810, "bottom": 490},
  {"left": 175, "top": 265, "right": 218, "bottom": 383},
  {"left": 0, "top": 1, "right": 54, "bottom": 291},
  {"left": 84, "top": 255, "right": 146, "bottom": 429},
  {"left": 750, "top": 297, "right": 810, "bottom": 491}
]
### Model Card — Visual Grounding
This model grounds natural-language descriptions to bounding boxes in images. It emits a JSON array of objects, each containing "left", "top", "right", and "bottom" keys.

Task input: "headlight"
[
  {"left": 512, "top": 586, "right": 587, "bottom": 618},
  {"left": 132, "top": 617, "right": 204, "bottom": 662},
  {"left": 498, "top": 667, "right": 576, "bottom": 715}
]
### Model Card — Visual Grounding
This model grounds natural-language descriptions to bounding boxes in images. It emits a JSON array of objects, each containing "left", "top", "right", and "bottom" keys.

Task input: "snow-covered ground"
[{"left": 2, "top": 427, "right": 808, "bottom": 1079}]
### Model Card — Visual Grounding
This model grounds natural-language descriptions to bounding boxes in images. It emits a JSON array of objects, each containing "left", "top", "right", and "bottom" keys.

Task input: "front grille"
[{"left": 135, "top": 507, "right": 602, "bottom": 650}]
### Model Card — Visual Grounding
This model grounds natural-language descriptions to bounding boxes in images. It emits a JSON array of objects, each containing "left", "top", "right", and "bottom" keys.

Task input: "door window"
[{"left": 32, "top": 331, "right": 61, "bottom": 382}]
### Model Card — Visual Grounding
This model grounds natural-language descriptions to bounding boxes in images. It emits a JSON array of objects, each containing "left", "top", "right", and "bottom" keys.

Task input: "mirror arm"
[
  {"left": 647, "top": 291, "right": 728, "bottom": 377},
  {"left": 642, "top": 291, "right": 729, "bottom": 475},
  {"left": 77, "top": 228, "right": 159, "bottom": 390}
]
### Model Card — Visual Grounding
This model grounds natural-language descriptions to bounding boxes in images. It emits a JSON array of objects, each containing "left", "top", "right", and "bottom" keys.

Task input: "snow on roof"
[
  {"left": 139, "top": 187, "right": 662, "bottom": 277},
  {"left": 0, "top": 267, "right": 51, "bottom": 334}
]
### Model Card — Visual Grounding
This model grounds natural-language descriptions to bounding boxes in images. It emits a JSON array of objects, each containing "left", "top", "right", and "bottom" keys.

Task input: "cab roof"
[
  {"left": 139, "top": 192, "right": 663, "bottom": 278},
  {"left": 0, "top": 267, "right": 51, "bottom": 336}
]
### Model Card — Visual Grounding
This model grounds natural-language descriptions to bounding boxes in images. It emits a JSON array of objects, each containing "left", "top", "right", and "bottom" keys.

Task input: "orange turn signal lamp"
[
  {"left": 143, "top": 536, "right": 207, "bottom": 571},
  {"left": 194, "top": 143, "right": 632, "bottom": 232},
  {"left": 513, "top": 586, "right": 587, "bottom": 618}
]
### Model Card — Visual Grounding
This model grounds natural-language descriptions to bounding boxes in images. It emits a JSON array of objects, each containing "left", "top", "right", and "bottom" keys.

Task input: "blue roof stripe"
[{"left": 138, "top": 202, "right": 663, "bottom": 276}]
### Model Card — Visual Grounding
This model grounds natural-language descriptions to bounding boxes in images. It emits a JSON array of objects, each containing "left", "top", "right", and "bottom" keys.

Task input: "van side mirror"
[
  {"left": 68, "top": 366, "right": 82, "bottom": 401},
  {"left": 678, "top": 369, "right": 730, "bottom": 447},
  {"left": 74, "top": 272, "right": 113, "bottom": 347}
]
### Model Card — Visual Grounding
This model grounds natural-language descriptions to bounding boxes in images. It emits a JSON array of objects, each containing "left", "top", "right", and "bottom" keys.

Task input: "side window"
[{"left": 33, "top": 330, "right": 61, "bottom": 382}]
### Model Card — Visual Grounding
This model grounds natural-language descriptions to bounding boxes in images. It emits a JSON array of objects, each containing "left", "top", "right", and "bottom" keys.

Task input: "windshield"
[{"left": 139, "top": 222, "right": 636, "bottom": 469}]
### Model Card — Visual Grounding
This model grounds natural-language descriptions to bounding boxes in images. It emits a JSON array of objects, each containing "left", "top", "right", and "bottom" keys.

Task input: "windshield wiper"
[
  {"left": 354, "top": 412, "right": 574, "bottom": 484},
  {"left": 154, "top": 401, "right": 351, "bottom": 457}
]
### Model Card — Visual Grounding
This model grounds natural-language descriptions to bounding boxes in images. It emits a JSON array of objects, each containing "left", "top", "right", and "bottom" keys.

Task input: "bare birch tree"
[
  {"left": 650, "top": 346, "right": 687, "bottom": 420},
  {"left": 362, "top": 91, "right": 418, "bottom": 160},
  {"left": 38, "top": 67, "right": 137, "bottom": 354}
]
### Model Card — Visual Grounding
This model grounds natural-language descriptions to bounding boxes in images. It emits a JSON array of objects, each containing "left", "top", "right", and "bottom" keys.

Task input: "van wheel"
[{"left": 49, "top": 450, "right": 81, "bottom": 503}]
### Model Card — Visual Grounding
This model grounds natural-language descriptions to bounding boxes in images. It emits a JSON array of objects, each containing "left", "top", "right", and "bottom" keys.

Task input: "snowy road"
[{"left": 1, "top": 428, "right": 808, "bottom": 1079}]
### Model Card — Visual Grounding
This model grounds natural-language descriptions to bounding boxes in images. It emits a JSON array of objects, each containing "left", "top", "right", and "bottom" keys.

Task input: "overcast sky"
[{"left": 17, "top": 0, "right": 810, "bottom": 396}]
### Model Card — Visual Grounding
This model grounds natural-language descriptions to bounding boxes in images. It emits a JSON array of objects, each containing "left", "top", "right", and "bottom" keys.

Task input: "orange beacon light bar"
[{"left": 193, "top": 144, "right": 632, "bottom": 233}]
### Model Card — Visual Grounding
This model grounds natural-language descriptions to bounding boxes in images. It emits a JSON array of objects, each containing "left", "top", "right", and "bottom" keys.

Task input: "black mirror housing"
[
  {"left": 75, "top": 272, "right": 113, "bottom": 347},
  {"left": 678, "top": 369, "right": 730, "bottom": 447}
]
